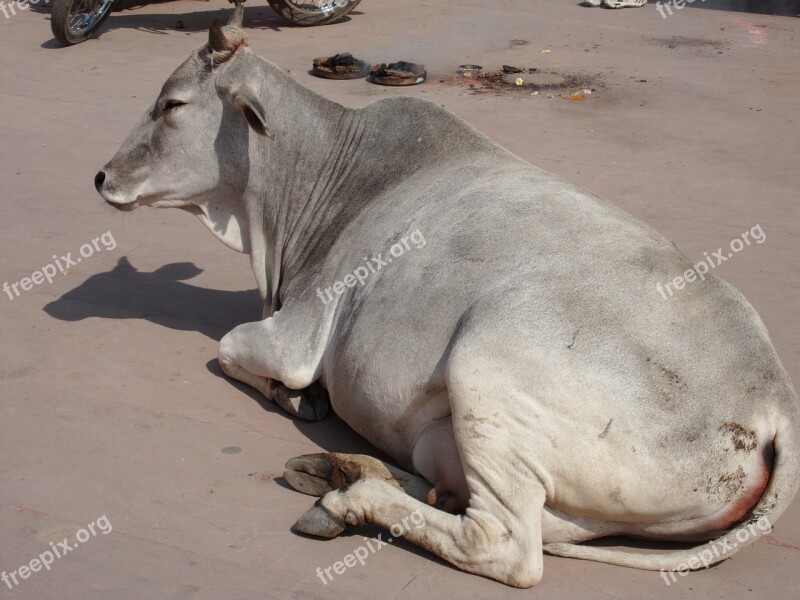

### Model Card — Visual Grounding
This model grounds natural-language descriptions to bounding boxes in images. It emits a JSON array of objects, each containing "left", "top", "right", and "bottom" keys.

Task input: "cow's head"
[{"left": 95, "top": 12, "right": 269, "bottom": 252}]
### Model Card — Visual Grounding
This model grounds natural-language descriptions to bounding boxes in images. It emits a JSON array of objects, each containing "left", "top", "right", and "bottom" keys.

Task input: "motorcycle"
[{"left": 51, "top": 0, "right": 361, "bottom": 46}]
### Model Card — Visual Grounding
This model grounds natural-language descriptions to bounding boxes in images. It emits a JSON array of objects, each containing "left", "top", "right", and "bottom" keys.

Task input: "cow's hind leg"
[
  {"left": 293, "top": 475, "right": 546, "bottom": 587},
  {"left": 284, "top": 453, "right": 431, "bottom": 502},
  {"left": 292, "top": 351, "right": 548, "bottom": 587}
]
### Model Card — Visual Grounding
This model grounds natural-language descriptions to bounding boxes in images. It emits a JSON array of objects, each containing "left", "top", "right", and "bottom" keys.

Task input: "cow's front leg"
[
  {"left": 218, "top": 309, "right": 331, "bottom": 421},
  {"left": 219, "top": 352, "right": 329, "bottom": 421}
]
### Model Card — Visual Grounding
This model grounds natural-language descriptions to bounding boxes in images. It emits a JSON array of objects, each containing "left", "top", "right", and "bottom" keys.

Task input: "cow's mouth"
[
  {"left": 105, "top": 198, "right": 139, "bottom": 212},
  {"left": 105, "top": 194, "right": 198, "bottom": 213}
]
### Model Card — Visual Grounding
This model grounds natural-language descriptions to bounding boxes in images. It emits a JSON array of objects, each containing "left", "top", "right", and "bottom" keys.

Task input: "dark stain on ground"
[
  {"left": 509, "top": 39, "right": 529, "bottom": 47},
  {"left": 721, "top": 422, "right": 758, "bottom": 452},
  {"left": 650, "top": 36, "right": 727, "bottom": 50},
  {"left": 761, "top": 535, "right": 800, "bottom": 551},
  {"left": 452, "top": 69, "right": 603, "bottom": 97}
]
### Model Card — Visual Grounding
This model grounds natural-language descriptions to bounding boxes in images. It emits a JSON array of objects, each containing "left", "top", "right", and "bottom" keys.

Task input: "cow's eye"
[{"left": 163, "top": 100, "right": 186, "bottom": 112}]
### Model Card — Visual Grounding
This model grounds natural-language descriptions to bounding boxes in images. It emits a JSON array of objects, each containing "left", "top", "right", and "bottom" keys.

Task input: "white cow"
[{"left": 95, "top": 17, "right": 799, "bottom": 587}]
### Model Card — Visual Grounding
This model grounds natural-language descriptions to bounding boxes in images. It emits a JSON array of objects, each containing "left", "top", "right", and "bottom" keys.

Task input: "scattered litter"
[
  {"left": 502, "top": 65, "right": 523, "bottom": 74},
  {"left": 370, "top": 61, "right": 427, "bottom": 86},
  {"left": 546, "top": 93, "right": 554, "bottom": 98},
  {"left": 457, "top": 64, "right": 483, "bottom": 78},
  {"left": 569, "top": 92, "right": 585, "bottom": 101},
  {"left": 541, "top": 49, "right": 551, "bottom": 54},
  {"left": 312, "top": 53, "right": 371, "bottom": 80},
  {"left": 174, "top": 19, "right": 185, "bottom": 29},
  {"left": 450, "top": 67, "right": 602, "bottom": 98}
]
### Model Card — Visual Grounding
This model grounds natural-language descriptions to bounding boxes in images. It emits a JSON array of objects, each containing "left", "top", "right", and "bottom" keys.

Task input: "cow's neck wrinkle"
[{"left": 243, "top": 86, "right": 367, "bottom": 311}]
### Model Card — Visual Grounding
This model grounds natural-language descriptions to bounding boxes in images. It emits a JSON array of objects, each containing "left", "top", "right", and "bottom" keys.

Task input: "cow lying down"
[{"left": 95, "top": 15, "right": 799, "bottom": 588}]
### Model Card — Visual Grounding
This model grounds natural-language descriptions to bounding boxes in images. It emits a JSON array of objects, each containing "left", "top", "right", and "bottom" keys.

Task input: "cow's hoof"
[
  {"left": 284, "top": 453, "right": 365, "bottom": 496},
  {"left": 292, "top": 502, "right": 345, "bottom": 538},
  {"left": 284, "top": 455, "right": 335, "bottom": 496},
  {"left": 284, "top": 470, "right": 333, "bottom": 496},
  {"left": 272, "top": 381, "right": 330, "bottom": 422}
]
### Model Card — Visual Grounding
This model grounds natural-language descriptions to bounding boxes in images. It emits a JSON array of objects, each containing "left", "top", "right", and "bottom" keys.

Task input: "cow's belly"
[{"left": 322, "top": 359, "right": 451, "bottom": 470}]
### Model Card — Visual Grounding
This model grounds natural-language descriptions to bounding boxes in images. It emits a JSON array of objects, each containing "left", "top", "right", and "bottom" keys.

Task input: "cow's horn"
[
  {"left": 204, "top": 14, "right": 248, "bottom": 69},
  {"left": 209, "top": 18, "right": 230, "bottom": 52}
]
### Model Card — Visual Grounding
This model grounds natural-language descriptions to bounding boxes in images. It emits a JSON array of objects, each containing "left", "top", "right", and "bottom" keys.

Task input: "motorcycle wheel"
[
  {"left": 51, "top": 0, "right": 116, "bottom": 45},
  {"left": 266, "top": 0, "right": 362, "bottom": 26}
]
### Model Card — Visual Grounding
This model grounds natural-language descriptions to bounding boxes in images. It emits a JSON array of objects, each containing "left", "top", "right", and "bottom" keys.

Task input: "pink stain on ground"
[
  {"left": 731, "top": 17, "right": 768, "bottom": 44},
  {"left": 759, "top": 535, "right": 800, "bottom": 551}
]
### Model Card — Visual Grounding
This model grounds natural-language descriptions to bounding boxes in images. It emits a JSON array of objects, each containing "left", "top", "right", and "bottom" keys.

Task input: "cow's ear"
[{"left": 233, "top": 91, "right": 271, "bottom": 137}]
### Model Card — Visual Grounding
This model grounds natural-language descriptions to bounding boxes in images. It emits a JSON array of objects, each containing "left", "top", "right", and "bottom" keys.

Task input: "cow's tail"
[{"left": 544, "top": 412, "right": 800, "bottom": 571}]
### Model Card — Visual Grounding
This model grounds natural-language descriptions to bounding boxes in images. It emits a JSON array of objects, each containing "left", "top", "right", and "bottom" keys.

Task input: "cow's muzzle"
[{"left": 96, "top": 170, "right": 138, "bottom": 212}]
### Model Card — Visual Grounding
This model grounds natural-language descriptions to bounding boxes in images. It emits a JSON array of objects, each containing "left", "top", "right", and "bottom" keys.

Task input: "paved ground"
[{"left": 1, "top": 0, "right": 799, "bottom": 598}]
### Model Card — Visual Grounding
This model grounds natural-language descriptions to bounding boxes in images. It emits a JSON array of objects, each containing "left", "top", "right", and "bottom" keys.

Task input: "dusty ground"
[{"left": 1, "top": 0, "right": 799, "bottom": 598}]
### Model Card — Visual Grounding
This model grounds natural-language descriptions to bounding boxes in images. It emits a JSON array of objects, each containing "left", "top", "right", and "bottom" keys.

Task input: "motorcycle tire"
[
  {"left": 266, "top": 0, "right": 362, "bottom": 26},
  {"left": 51, "top": 0, "right": 116, "bottom": 45}
]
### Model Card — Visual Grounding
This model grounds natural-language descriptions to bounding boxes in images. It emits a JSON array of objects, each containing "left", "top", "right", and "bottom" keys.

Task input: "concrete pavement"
[{"left": 1, "top": 0, "right": 798, "bottom": 598}]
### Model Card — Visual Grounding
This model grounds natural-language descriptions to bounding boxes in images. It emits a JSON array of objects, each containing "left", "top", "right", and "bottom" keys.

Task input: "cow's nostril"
[{"left": 94, "top": 171, "right": 106, "bottom": 192}]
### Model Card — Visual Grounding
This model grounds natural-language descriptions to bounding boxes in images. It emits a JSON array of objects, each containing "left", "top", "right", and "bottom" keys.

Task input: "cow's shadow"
[
  {"left": 43, "top": 256, "right": 382, "bottom": 456},
  {"left": 44, "top": 256, "right": 261, "bottom": 340}
]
